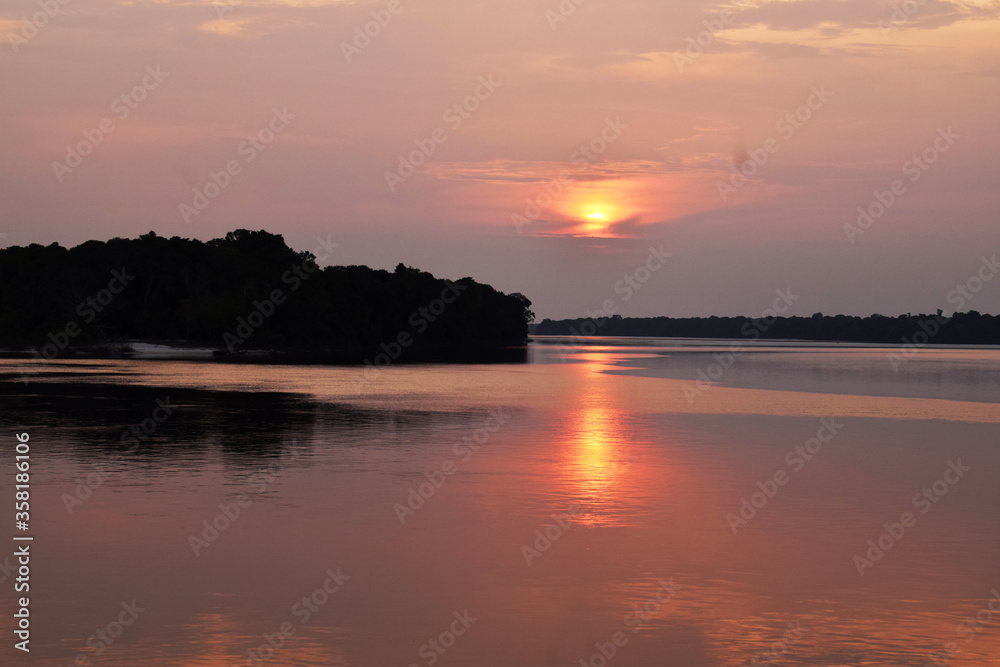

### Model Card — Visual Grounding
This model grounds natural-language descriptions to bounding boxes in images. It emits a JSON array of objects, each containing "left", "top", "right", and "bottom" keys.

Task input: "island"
[{"left": 0, "top": 229, "right": 534, "bottom": 363}]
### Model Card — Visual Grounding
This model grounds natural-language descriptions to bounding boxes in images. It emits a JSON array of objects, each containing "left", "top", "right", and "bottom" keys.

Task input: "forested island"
[
  {"left": 0, "top": 230, "right": 534, "bottom": 362},
  {"left": 534, "top": 312, "right": 1000, "bottom": 345}
]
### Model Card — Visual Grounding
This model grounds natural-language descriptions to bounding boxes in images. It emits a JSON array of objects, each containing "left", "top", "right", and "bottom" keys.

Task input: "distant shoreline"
[
  {"left": 533, "top": 311, "right": 1000, "bottom": 347},
  {"left": 530, "top": 335, "right": 1000, "bottom": 350}
]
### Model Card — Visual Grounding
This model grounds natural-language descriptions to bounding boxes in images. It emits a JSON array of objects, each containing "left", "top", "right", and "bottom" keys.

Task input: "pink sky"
[{"left": 2, "top": 0, "right": 999, "bottom": 319}]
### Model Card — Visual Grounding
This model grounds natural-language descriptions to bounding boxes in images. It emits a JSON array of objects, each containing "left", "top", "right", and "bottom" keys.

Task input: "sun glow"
[
  {"left": 547, "top": 178, "right": 644, "bottom": 236},
  {"left": 583, "top": 211, "right": 610, "bottom": 233},
  {"left": 566, "top": 184, "right": 632, "bottom": 236},
  {"left": 577, "top": 205, "right": 619, "bottom": 235}
]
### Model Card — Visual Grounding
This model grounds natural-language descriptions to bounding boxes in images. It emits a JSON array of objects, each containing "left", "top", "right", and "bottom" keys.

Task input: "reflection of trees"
[
  {"left": 0, "top": 380, "right": 493, "bottom": 478},
  {"left": 0, "top": 381, "right": 316, "bottom": 464}
]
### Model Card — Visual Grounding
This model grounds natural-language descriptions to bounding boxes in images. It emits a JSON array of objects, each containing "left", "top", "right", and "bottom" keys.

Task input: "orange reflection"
[
  {"left": 147, "top": 609, "right": 351, "bottom": 666},
  {"left": 559, "top": 352, "right": 636, "bottom": 526},
  {"left": 570, "top": 405, "right": 630, "bottom": 500}
]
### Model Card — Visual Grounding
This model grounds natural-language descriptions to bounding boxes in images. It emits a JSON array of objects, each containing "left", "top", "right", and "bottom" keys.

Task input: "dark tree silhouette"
[
  {"left": 0, "top": 230, "right": 533, "bottom": 362},
  {"left": 534, "top": 311, "right": 999, "bottom": 345}
]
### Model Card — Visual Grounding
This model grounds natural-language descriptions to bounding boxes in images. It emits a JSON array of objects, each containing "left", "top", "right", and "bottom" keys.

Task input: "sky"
[{"left": 1, "top": 0, "right": 999, "bottom": 320}]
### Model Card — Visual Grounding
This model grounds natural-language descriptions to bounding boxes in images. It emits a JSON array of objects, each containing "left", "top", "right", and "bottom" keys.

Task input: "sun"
[
  {"left": 560, "top": 185, "right": 630, "bottom": 236},
  {"left": 583, "top": 211, "right": 611, "bottom": 234}
]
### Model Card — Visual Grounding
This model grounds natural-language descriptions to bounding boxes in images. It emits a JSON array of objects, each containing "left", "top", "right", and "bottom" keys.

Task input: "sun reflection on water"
[{"left": 558, "top": 352, "right": 638, "bottom": 526}]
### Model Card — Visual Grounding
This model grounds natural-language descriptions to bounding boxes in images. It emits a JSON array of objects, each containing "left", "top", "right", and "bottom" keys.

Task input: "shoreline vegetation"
[
  {"left": 0, "top": 229, "right": 533, "bottom": 364},
  {"left": 4, "top": 227, "right": 996, "bottom": 365},
  {"left": 534, "top": 311, "right": 1000, "bottom": 346}
]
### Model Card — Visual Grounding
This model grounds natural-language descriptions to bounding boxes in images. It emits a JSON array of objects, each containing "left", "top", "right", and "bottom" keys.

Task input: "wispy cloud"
[
  {"left": 424, "top": 160, "right": 685, "bottom": 186},
  {"left": 731, "top": 0, "right": 999, "bottom": 34}
]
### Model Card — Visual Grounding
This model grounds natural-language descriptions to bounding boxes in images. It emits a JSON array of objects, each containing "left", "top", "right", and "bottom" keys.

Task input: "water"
[{"left": 2, "top": 341, "right": 1000, "bottom": 666}]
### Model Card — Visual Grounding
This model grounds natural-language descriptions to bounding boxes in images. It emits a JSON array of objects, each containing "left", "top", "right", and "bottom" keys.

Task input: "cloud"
[
  {"left": 731, "top": 0, "right": 1000, "bottom": 34},
  {"left": 424, "top": 160, "right": 684, "bottom": 186},
  {"left": 197, "top": 15, "right": 317, "bottom": 35},
  {"left": 747, "top": 40, "right": 826, "bottom": 58},
  {"left": 550, "top": 51, "right": 656, "bottom": 70},
  {"left": 118, "top": 0, "right": 352, "bottom": 6}
]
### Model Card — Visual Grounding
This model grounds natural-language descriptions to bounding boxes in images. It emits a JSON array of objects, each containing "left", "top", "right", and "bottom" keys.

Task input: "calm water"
[{"left": 2, "top": 341, "right": 1000, "bottom": 666}]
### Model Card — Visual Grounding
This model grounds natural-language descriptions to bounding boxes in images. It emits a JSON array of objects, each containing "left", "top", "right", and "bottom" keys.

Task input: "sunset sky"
[{"left": 2, "top": 0, "right": 998, "bottom": 319}]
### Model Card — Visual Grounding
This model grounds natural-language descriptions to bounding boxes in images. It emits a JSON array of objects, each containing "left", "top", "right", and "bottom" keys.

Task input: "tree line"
[
  {"left": 534, "top": 311, "right": 1000, "bottom": 345},
  {"left": 0, "top": 229, "right": 534, "bottom": 362}
]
